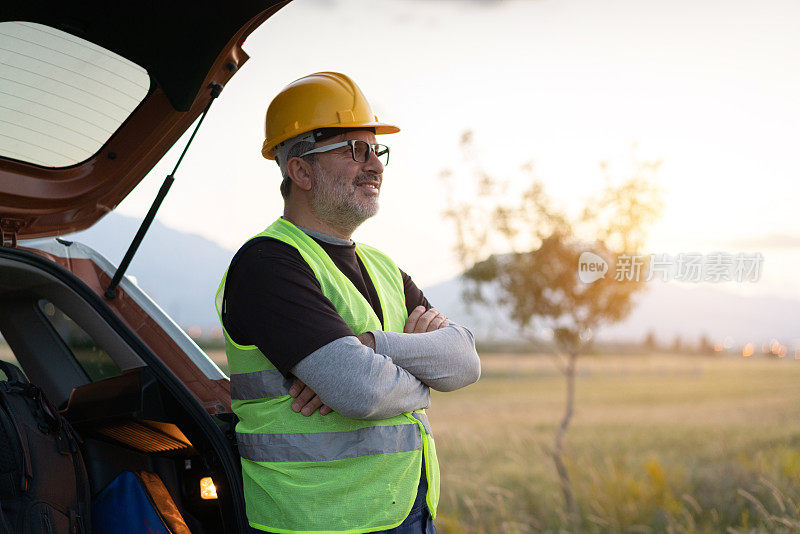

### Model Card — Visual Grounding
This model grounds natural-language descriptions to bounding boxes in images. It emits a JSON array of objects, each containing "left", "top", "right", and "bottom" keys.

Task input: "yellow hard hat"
[{"left": 261, "top": 72, "right": 400, "bottom": 160}]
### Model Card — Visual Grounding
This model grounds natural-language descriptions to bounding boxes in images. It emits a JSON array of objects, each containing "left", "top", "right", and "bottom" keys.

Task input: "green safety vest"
[{"left": 214, "top": 218, "right": 440, "bottom": 534}]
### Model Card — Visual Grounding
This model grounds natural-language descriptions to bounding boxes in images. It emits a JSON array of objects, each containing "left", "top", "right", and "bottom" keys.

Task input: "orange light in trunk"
[{"left": 200, "top": 477, "right": 218, "bottom": 500}]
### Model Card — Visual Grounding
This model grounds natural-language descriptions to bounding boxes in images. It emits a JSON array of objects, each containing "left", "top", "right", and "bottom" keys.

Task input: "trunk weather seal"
[{"left": 0, "top": 246, "right": 246, "bottom": 533}]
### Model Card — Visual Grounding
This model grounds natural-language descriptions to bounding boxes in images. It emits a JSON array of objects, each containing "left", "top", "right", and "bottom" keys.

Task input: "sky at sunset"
[{"left": 109, "top": 0, "right": 800, "bottom": 297}]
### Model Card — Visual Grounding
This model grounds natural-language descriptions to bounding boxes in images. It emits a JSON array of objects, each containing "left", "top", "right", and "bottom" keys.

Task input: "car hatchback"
[{"left": 0, "top": 3, "right": 291, "bottom": 532}]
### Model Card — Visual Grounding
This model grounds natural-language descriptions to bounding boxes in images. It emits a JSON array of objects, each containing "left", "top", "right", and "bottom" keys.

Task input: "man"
[{"left": 215, "top": 72, "right": 480, "bottom": 534}]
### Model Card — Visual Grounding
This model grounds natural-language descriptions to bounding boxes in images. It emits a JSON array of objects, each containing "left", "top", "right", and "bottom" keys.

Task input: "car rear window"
[
  {"left": 0, "top": 21, "right": 150, "bottom": 167},
  {"left": 38, "top": 299, "right": 122, "bottom": 382}
]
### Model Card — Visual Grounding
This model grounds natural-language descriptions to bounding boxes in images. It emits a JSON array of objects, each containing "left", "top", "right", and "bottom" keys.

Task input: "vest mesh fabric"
[{"left": 215, "top": 219, "right": 440, "bottom": 533}]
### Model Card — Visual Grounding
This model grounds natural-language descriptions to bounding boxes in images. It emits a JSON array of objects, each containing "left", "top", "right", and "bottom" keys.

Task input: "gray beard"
[{"left": 310, "top": 162, "right": 379, "bottom": 235}]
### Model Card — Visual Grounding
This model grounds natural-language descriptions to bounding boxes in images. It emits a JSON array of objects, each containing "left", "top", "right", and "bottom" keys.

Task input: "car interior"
[{"left": 0, "top": 253, "right": 232, "bottom": 532}]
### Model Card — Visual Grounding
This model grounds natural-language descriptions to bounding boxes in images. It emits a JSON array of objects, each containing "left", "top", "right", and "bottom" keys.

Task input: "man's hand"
[
  {"left": 356, "top": 332, "right": 375, "bottom": 349},
  {"left": 289, "top": 378, "right": 333, "bottom": 416},
  {"left": 404, "top": 306, "right": 449, "bottom": 333}
]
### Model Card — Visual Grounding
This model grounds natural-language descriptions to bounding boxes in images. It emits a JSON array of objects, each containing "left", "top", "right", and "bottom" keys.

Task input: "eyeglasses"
[{"left": 298, "top": 140, "right": 390, "bottom": 166}]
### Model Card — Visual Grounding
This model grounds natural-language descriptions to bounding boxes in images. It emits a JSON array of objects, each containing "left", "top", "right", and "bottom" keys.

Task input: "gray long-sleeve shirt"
[
  {"left": 291, "top": 324, "right": 480, "bottom": 419},
  {"left": 371, "top": 324, "right": 481, "bottom": 392}
]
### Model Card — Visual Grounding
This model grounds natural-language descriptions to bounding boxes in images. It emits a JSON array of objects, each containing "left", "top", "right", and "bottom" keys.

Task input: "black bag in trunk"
[{"left": 0, "top": 362, "right": 90, "bottom": 533}]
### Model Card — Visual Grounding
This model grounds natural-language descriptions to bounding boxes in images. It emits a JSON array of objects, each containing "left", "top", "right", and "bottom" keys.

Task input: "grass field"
[
  {"left": 422, "top": 353, "right": 800, "bottom": 533},
  {"left": 185, "top": 350, "right": 800, "bottom": 532}
]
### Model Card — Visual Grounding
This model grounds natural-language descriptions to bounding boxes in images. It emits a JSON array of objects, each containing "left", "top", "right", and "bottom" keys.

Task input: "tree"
[
  {"left": 644, "top": 330, "right": 658, "bottom": 352},
  {"left": 440, "top": 131, "right": 663, "bottom": 529},
  {"left": 697, "top": 333, "right": 714, "bottom": 355},
  {"left": 672, "top": 335, "right": 683, "bottom": 354}
]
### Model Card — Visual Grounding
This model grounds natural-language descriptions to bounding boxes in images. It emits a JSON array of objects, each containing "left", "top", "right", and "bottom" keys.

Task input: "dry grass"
[{"left": 427, "top": 353, "right": 800, "bottom": 533}]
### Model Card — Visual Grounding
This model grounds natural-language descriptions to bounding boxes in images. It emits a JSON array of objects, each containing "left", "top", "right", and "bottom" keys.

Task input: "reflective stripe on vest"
[
  {"left": 230, "top": 369, "right": 291, "bottom": 400},
  {"left": 237, "top": 423, "right": 422, "bottom": 463},
  {"left": 216, "top": 218, "right": 440, "bottom": 533}
]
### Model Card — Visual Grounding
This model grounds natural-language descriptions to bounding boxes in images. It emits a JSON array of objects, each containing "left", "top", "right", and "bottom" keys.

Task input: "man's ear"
[{"left": 286, "top": 157, "right": 314, "bottom": 192}]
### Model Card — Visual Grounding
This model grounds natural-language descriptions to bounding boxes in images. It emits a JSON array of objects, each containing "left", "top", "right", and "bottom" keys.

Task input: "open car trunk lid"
[{"left": 0, "top": 2, "right": 288, "bottom": 240}]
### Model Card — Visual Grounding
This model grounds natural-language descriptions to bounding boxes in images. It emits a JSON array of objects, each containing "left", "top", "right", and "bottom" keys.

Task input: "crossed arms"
[{"left": 288, "top": 306, "right": 481, "bottom": 419}]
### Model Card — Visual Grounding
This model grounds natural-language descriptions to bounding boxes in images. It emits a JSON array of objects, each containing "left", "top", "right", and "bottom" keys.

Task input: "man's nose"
[{"left": 362, "top": 148, "right": 384, "bottom": 174}]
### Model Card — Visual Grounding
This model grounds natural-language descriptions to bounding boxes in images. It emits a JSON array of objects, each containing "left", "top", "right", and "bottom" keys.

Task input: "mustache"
[{"left": 353, "top": 174, "right": 382, "bottom": 186}]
